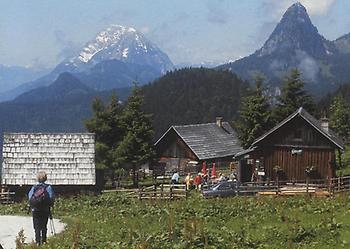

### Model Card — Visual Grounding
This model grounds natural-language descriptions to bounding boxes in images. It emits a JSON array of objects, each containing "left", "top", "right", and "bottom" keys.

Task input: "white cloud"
[
  {"left": 139, "top": 26, "right": 150, "bottom": 34},
  {"left": 54, "top": 30, "right": 81, "bottom": 61},
  {"left": 301, "top": 0, "right": 336, "bottom": 15},
  {"left": 262, "top": 0, "right": 336, "bottom": 20},
  {"left": 295, "top": 50, "right": 320, "bottom": 82},
  {"left": 206, "top": 0, "right": 229, "bottom": 24}
]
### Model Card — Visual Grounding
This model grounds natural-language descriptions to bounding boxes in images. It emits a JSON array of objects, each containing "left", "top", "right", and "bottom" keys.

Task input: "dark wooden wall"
[
  {"left": 244, "top": 116, "right": 337, "bottom": 181},
  {"left": 156, "top": 129, "right": 198, "bottom": 172},
  {"left": 256, "top": 148, "right": 334, "bottom": 181},
  {"left": 156, "top": 129, "right": 197, "bottom": 160},
  {"left": 156, "top": 129, "right": 235, "bottom": 172},
  {"left": 258, "top": 117, "right": 333, "bottom": 148}
]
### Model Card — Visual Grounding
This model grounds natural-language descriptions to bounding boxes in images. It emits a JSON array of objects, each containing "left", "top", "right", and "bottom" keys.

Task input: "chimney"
[
  {"left": 216, "top": 117, "right": 223, "bottom": 127},
  {"left": 320, "top": 117, "right": 329, "bottom": 133}
]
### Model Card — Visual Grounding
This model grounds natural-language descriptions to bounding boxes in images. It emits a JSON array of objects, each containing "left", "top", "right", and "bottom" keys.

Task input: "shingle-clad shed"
[
  {"left": 1, "top": 133, "right": 95, "bottom": 186},
  {"left": 155, "top": 118, "right": 242, "bottom": 171}
]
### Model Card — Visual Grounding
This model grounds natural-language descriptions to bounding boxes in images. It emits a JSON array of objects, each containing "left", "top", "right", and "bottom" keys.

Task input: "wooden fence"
[
  {"left": 201, "top": 176, "right": 350, "bottom": 197},
  {"left": 330, "top": 176, "right": 350, "bottom": 193},
  {"left": 138, "top": 184, "right": 187, "bottom": 200},
  {"left": 106, "top": 177, "right": 350, "bottom": 199},
  {"left": 0, "top": 185, "right": 15, "bottom": 204},
  {"left": 102, "top": 184, "right": 188, "bottom": 200}
]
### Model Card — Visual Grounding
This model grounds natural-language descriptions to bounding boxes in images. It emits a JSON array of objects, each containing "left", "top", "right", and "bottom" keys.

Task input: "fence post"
[
  {"left": 327, "top": 176, "right": 330, "bottom": 194},
  {"left": 170, "top": 185, "right": 173, "bottom": 200},
  {"left": 338, "top": 177, "right": 341, "bottom": 192},
  {"left": 139, "top": 186, "right": 144, "bottom": 200},
  {"left": 154, "top": 184, "right": 157, "bottom": 199}
]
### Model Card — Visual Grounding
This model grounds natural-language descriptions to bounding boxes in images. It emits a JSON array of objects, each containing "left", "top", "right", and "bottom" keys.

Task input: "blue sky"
[{"left": 1, "top": 0, "right": 350, "bottom": 68}]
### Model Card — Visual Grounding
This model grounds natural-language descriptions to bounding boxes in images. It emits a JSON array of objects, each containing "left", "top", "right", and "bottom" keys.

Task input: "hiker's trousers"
[{"left": 32, "top": 211, "right": 49, "bottom": 245}]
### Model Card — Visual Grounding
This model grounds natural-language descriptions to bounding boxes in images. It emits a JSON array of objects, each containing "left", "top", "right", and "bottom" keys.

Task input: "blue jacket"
[{"left": 28, "top": 183, "right": 55, "bottom": 212}]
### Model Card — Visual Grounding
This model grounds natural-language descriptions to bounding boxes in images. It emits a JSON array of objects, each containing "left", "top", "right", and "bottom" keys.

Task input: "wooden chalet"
[
  {"left": 235, "top": 107, "right": 345, "bottom": 182},
  {"left": 155, "top": 118, "right": 242, "bottom": 172}
]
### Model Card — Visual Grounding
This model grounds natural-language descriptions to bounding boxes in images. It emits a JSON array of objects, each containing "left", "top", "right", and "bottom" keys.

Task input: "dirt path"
[{"left": 0, "top": 215, "right": 65, "bottom": 249}]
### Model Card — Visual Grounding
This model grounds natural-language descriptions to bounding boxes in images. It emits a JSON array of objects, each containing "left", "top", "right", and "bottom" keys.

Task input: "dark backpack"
[{"left": 29, "top": 184, "right": 51, "bottom": 209}]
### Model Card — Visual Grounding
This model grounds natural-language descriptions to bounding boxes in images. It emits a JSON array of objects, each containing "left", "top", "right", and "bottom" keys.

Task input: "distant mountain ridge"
[
  {"left": 0, "top": 25, "right": 173, "bottom": 102},
  {"left": 75, "top": 59, "right": 162, "bottom": 90},
  {"left": 219, "top": 2, "right": 350, "bottom": 95},
  {"left": 0, "top": 65, "right": 48, "bottom": 93},
  {"left": 0, "top": 73, "right": 131, "bottom": 144},
  {"left": 13, "top": 72, "right": 94, "bottom": 104}
]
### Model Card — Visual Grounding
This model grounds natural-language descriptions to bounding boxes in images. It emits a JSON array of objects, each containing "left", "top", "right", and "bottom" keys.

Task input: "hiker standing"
[
  {"left": 171, "top": 171, "right": 180, "bottom": 184},
  {"left": 28, "top": 171, "right": 55, "bottom": 245}
]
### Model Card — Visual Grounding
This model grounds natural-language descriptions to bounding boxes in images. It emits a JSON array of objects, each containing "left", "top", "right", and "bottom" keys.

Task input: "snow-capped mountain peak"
[
  {"left": 78, "top": 25, "right": 148, "bottom": 63},
  {"left": 58, "top": 24, "right": 173, "bottom": 74}
]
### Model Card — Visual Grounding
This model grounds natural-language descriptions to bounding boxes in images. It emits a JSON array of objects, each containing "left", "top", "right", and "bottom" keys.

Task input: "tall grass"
[{"left": 1, "top": 192, "right": 350, "bottom": 248}]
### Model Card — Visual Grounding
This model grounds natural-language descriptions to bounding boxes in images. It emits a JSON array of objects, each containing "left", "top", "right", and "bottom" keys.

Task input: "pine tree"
[
  {"left": 236, "top": 76, "right": 272, "bottom": 148},
  {"left": 274, "top": 69, "right": 315, "bottom": 122},
  {"left": 84, "top": 93, "right": 124, "bottom": 169},
  {"left": 329, "top": 95, "right": 350, "bottom": 144},
  {"left": 113, "top": 85, "right": 155, "bottom": 186}
]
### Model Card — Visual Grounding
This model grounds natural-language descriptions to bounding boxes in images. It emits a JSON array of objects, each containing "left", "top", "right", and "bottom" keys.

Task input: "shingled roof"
[
  {"left": 252, "top": 107, "right": 344, "bottom": 150},
  {"left": 155, "top": 122, "right": 242, "bottom": 160}
]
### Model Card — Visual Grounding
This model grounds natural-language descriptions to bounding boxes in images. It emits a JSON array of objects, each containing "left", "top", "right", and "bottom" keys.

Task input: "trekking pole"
[
  {"left": 50, "top": 218, "right": 56, "bottom": 235},
  {"left": 49, "top": 210, "right": 56, "bottom": 235}
]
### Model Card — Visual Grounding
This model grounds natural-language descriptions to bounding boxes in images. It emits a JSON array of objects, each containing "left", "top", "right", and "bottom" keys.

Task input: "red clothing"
[{"left": 194, "top": 175, "right": 202, "bottom": 185}]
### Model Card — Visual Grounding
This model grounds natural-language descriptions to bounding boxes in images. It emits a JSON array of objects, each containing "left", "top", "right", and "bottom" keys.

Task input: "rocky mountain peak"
[
  {"left": 56, "top": 24, "right": 173, "bottom": 75},
  {"left": 286, "top": 2, "right": 307, "bottom": 15},
  {"left": 77, "top": 25, "right": 146, "bottom": 63},
  {"left": 217, "top": 2, "right": 350, "bottom": 94},
  {"left": 257, "top": 2, "right": 330, "bottom": 58}
]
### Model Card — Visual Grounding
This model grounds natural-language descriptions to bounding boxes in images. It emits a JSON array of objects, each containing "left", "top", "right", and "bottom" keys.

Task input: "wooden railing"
[
  {"left": 138, "top": 184, "right": 187, "bottom": 200},
  {"left": 247, "top": 176, "right": 350, "bottom": 195},
  {"left": 0, "top": 185, "right": 15, "bottom": 204},
  {"left": 329, "top": 176, "right": 350, "bottom": 193},
  {"left": 201, "top": 176, "right": 350, "bottom": 196}
]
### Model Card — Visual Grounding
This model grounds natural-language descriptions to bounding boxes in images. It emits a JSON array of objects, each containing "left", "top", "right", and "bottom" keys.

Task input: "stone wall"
[{"left": 1, "top": 133, "right": 95, "bottom": 185}]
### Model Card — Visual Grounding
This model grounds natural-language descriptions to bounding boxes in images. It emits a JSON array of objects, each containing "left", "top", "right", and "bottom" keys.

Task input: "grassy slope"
[{"left": 1, "top": 193, "right": 349, "bottom": 249}]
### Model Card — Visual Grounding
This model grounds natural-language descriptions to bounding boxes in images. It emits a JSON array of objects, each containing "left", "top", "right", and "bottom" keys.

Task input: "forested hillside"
[
  {"left": 142, "top": 68, "right": 249, "bottom": 139},
  {"left": 0, "top": 73, "right": 130, "bottom": 139},
  {"left": 318, "top": 82, "right": 350, "bottom": 114}
]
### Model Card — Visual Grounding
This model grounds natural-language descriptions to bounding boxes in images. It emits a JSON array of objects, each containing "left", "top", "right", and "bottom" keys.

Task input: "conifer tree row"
[
  {"left": 235, "top": 76, "right": 272, "bottom": 149},
  {"left": 113, "top": 85, "right": 155, "bottom": 186},
  {"left": 274, "top": 68, "right": 315, "bottom": 123},
  {"left": 329, "top": 95, "right": 350, "bottom": 144},
  {"left": 84, "top": 92, "right": 124, "bottom": 169},
  {"left": 235, "top": 68, "right": 316, "bottom": 148},
  {"left": 84, "top": 85, "right": 154, "bottom": 186}
]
